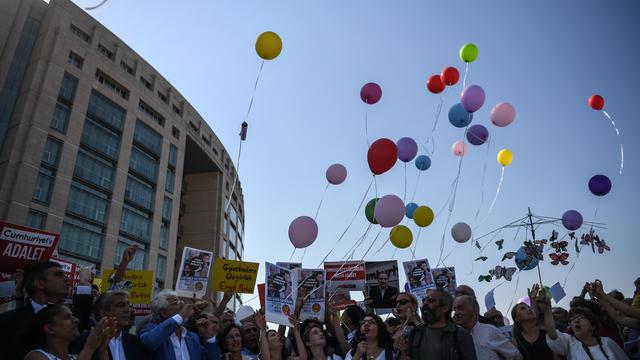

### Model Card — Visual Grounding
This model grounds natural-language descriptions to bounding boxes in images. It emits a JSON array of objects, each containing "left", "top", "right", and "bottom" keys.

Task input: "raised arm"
[
  {"left": 255, "top": 310, "right": 271, "bottom": 360},
  {"left": 113, "top": 245, "right": 137, "bottom": 285},
  {"left": 214, "top": 291, "right": 234, "bottom": 317},
  {"left": 327, "top": 304, "right": 349, "bottom": 357},
  {"left": 289, "top": 314, "right": 307, "bottom": 360}
]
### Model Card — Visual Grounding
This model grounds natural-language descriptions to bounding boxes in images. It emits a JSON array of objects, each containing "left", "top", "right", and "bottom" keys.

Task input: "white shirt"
[
  {"left": 108, "top": 331, "right": 126, "bottom": 360},
  {"left": 31, "top": 300, "right": 46, "bottom": 313},
  {"left": 345, "top": 349, "right": 385, "bottom": 360},
  {"left": 546, "top": 331, "right": 629, "bottom": 360},
  {"left": 469, "top": 322, "right": 520, "bottom": 360},
  {"left": 170, "top": 314, "right": 191, "bottom": 360}
]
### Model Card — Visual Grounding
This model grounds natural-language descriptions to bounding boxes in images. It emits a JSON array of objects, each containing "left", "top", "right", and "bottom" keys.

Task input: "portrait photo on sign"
[
  {"left": 403, "top": 258, "right": 435, "bottom": 302},
  {"left": 265, "top": 262, "right": 297, "bottom": 326},
  {"left": 430, "top": 267, "right": 457, "bottom": 294},
  {"left": 364, "top": 260, "right": 399, "bottom": 309},
  {"left": 175, "top": 246, "right": 213, "bottom": 298},
  {"left": 299, "top": 269, "right": 326, "bottom": 321}
]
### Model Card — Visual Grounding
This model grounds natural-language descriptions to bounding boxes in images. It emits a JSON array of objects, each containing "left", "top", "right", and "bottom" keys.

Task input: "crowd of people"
[{"left": 0, "top": 249, "right": 638, "bottom": 359}]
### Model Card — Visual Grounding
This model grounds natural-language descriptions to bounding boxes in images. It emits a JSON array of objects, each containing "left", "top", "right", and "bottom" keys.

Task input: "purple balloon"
[
  {"left": 397, "top": 137, "right": 418, "bottom": 162},
  {"left": 326, "top": 164, "right": 347, "bottom": 185},
  {"left": 373, "top": 194, "right": 405, "bottom": 228},
  {"left": 466, "top": 124, "right": 489, "bottom": 145},
  {"left": 288, "top": 216, "right": 318, "bottom": 248},
  {"left": 461, "top": 85, "right": 486, "bottom": 113},
  {"left": 588, "top": 175, "right": 612, "bottom": 197},
  {"left": 562, "top": 210, "right": 583, "bottom": 231},
  {"left": 360, "top": 82, "right": 382, "bottom": 104}
]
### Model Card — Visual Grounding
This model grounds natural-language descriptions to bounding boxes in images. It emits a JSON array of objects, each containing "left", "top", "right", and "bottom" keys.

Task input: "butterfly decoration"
[
  {"left": 523, "top": 241, "right": 544, "bottom": 261},
  {"left": 549, "top": 252, "right": 569, "bottom": 265},
  {"left": 581, "top": 229, "right": 598, "bottom": 253},
  {"left": 496, "top": 239, "right": 504, "bottom": 250},
  {"left": 569, "top": 232, "right": 580, "bottom": 253},
  {"left": 489, "top": 265, "right": 517, "bottom": 281},
  {"left": 478, "top": 274, "right": 492, "bottom": 282},
  {"left": 551, "top": 241, "right": 568, "bottom": 253},
  {"left": 502, "top": 252, "right": 517, "bottom": 262},
  {"left": 549, "top": 230, "right": 558, "bottom": 242},
  {"left": 475, "top": 256, "right": 488, "bottom": 262},
  {"left": 595, "top": 238, "right": 610, "bottom": 254},
  {"left": 475, "top": 241, "right": 481, "bottom": 250}
]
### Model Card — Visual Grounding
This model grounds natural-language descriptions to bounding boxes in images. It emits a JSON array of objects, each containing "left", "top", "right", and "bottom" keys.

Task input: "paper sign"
[
  {"left": 324, "top": 261, "right": 365, "bottom": 291},
  {"left": 484, "top": 289, "right": 496, "bottom": 312},
  {"left": 549, "top": 282, "right": 566, "bottom": 303},
  {"left": 211, "top": 259, "right": 259, "bottom": 294},
  {"left": 101, "top": 269, "right": 153, "bottom": 305},
  {"left": 0, "top": 221, "right": 60, "bottom": 273},
  {"left": 403, "top": 258, "right": 435, "bottom": 302},
  {"left": 265, "top": 262, "right": 297, "bottom": 326},
  {"left": 365, "top": 260, "right": 399, "bottom": 309},
  {"left": 51, "top": 257, "right": 79, "bottom": 304},
  {"left": 299, "top": 269, "right": 326, "bottom": 321},
  {"left": 257, "top": 283, "right": 265, "bottom": 308},
  {"left": 175, "top": 247, "right": 213, "bottom": 298},
  {"left": 430, "top": 267, "right": 457, "bottom": 294},
  {"left": 276, "top": 262, "right": 302, "bottom": 270}
]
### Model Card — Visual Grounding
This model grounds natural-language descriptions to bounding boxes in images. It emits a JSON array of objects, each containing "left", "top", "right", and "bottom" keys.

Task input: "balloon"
[
  {"left": 365, "top": 198, "right": 379, "bottom": 224},
  {"left": 326, "top": 164, "right": 347, "bottom": 185},
  {"left": 360, "top": 82, "right": 382, "bottom": 104},
  {"left": 374, "top": 195, "right": 405, "bottom": 228},
  {"left": 515, "top": 246, "right": 539, "bottom": 271},
  {"left": 466, "top": 124, "right": 489, "bottom": 145},
  {"left": 451, "top": 222, "right": 472, "bottom": 243},
  {"left": 235, "top": 305, "right": 255, "bottom": 325},
  {"left": 490, "top": 102, "right": 516, "bottom": 127},
  {"left": 517, "top": 297, "right": 531, "bottom": 306},
  {"left": 448, "top": 103, "right": 473, "bottom": 128},
  {"left": 441, "top": 66, "right": 460, "bottom": 86},
  {"left": 589, "top": 94, "right": 604, "bottom": 110},
  {"left": 288, "top": 216, "right": 318, "bottom": 248},
  {"left": 452, "top": 140, "right": 468, "bottom": 157},
  {"left": 427, "top": 75, "right": 445, "bottom": 94},
  {"left": 588, "top": 174, "right": 612, "bottom": 196},
  {"left": 562, "top": 210, "right": 583, "bottom": 231},
  {"left": 390, "top": 225, "right": 413, "bottom": 248},
  {"left": 415, "top": 155, "right": 431, "bottom": 171},
  {"left": 497, "top": 149, "right": 513, "bottom": 166},
  {"left": 405, "top": 203, "right": 418, "bottom": 219},
  {"left": 413, "top": 206, "right": 434, "bottom": 227},
  {"left": 367, "top": 139, "right": 398, "bottom": 175},
  {"left": 255, "top": 31, "right": 282, "bottom": 60},
  {"left": 459, "top": 43, "right": 478, "bottom": 63},
  {"left": 397, "top": 137, "right": 418, "bottom": 163},
  {"left": 461, "top": 85, "right": 485, "bottom": 113}
]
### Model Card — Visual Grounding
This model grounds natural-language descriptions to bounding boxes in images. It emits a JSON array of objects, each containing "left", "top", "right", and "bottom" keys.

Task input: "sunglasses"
[
  {"left": 422, "top": 295, "right": 436, "bottom": 304},
  {"left": 397, "top": 299, "right": 411, "bottom": 306}
]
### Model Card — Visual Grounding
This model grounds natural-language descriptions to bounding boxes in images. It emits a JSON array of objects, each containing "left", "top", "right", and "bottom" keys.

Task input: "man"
[
  {"left": 551, "top": 306, "right": 569, "bottom": 332},
  {"left": 0, "top": 261, "right": 69, "bottom": 360},
  {"left": 453, "top": 295, "right": 521, "bottom": 360},
  {"left": 483, "top": 307, "right": 506, "bottom": 327},
  {"left": 368, "top": 272, "right": 398, "bottom": 308},
  {"left": 139, "top": 290, "right": 220, "bottom": 360},
  {"left": 240, "top": 318, "right": 260, "bottom": 359},
  {"left": 455, "top": 285, "right": 494, "bottom": 325},
  {"left": 71, "top": 290, "right": 149, "bottom": 359},
  {"left": 398, "top": 288, "right": 476, "bottom": 360}
]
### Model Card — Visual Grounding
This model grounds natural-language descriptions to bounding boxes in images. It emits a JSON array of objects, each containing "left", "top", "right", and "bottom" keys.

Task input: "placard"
[
  {"left": 211, "top": 259, "right": 259, "bottom": 294},
  {"left": 276, "top": 262, "right": 302, "bottom": 270},
  {"left": 175, "top": 247, "right": 213, "bottom": 298},
  {"left": 101, "top": 269, "right": 153, "bottom": 306},
  {"left": 365, "top": 260, "right": 399, "bottom": 310},
  {"left": 431, "top": 267, "right": 457, "bottom": 294},
  {"left": 0, "top": 221, "right": 59, "bottom": 273},
  {"left": 324, "top": 261, "right": 365, "bottom": 291},
  {"left": 0, "top": 273, "right": 15, "bottom": 304},
  {"left": 51, "top": 257, "right": 79, "bottom": 304},
  {"left": 265, "top": 262, "right": 297, "bottom": 326},
  {"left": 299, "top": 269, "right": 325, "bottom": 321},
  {"left": 402, "top": 258, "right": 435, "bottom": 302}
]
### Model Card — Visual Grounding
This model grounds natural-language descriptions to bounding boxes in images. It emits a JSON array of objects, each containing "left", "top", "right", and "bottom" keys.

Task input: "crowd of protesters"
[{"left": 0, "top": 246, "right": 638, "bottom": 360}]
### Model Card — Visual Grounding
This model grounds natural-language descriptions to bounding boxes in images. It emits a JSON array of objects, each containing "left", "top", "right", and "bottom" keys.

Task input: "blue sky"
[{"left": 72, "top": 0, "right": 640, "bottom": 317}]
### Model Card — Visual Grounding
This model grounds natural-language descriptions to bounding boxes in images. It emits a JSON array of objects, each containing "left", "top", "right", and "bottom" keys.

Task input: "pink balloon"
[
  {"left": 517, "top": 297, "right": 531, "bottom": 306},
  {"left": 490, "top": 103, "right": 516, "bottom": 127},
  {"left": 373, "top": 194, "right": 404, "bottom": 228},
  {"left": 326, "top": 164, "right": 347, "bottom": 185},
  {"left": 451, "top": 140, "right": 468, "bottom": 157},
  {"left": 288, "top": 216, "right": 318, "bottom": 248},
  {"left": 360, "top": 82, "right": 382, "bottom": 104}
]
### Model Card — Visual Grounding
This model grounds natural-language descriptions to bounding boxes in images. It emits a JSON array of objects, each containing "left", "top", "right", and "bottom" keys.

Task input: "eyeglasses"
[
  {"left": 570, "top": 315, "right": 587, "bottom": 322},
  {"left": 397, "top": 299, "right": 411, "bottom": 306},
  {"left": 360, "top": 319, "right": 377, "bottom": 326}
]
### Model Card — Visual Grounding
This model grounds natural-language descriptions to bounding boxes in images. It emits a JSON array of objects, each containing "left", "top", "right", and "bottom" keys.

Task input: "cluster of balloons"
[{"left": 427, "top": 66, "right": 460, "bottom": 94}]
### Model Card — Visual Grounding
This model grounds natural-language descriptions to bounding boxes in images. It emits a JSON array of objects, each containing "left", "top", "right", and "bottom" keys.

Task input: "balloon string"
[
  {"left": 85, "top": 0, "right": 108, "bottom": 10},
  {"left": 462, "top": 62, "right": 469, "bottom": 91},
  {"left": 563, "top": 197, "right": 602, "bottom": 287},
  {"left": 246, "top": 60, "right": 265, "bottom": 120},
  {"left": 403, "top": 163, "right": 407, "bottom": 203},
  {"left": 448, "top": 126, "right": 469, "bottom": 213},
  {"left": 289, "top": 248, "right": 297, "bottom": 262},
  {"left": 506, "top": 271, "right": 522, "bottom": 316},
  {"left": 474, "top": 136, "right": 492, "bottom": 222},
  {"left": 300, "top": 247, "right": 308, "bottom": 264},
  {"left": 436, "top": 212, "right": 453, "bottom": 267},
  {"left": 487, "top": 167, "right": 505, "bottom": 215},
  {"left": 411, "top": 228, "right": 422, "bottom": 260},
  {"left": 225, "top": 138, "right": 243, "bottom": 214},
  {"left": 410, "top": 171, "right": 422, "bottom": 204},
  {"left": 431, "top": 96, "right": 445, "bottom": 132},
  {"left": 314, "top": 183, "right": 330, "bottom": 220},
  {"left": 602, "top": 110, "right": 623, "bottom": 174},
  {"left": 373, "top": 175, "right": 379, "bottom": 199}
]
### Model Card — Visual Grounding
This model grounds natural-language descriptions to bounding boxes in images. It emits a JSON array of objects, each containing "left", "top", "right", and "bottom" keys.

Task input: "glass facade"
[
  {"left": 159, "top": 222, "right": 169, "bottom": 250},
  {"left": 120, "top": 205, "right": 151, "bottom": 242},
  {"left": 162, "top": 197, "right": 172, "bottom": 220},
  {"left": 134, "top": 120, "right": 162, "bottom": 156},
  {"left": 59, "top": 216, "right": 103, "bottom": 260},
  {"left": 129, "top": 147, "right": 157, "bottom": 183},
  {"left": 115, "top": 238, "right": 147, "bottom": 270},
  {"left": 156, "top": 255, "right": 167, "bottom": 281},
  {"left": 165, "top": 168, "right": 175, "bottom": 193},
  {"left": 168, "top": 144, "right": 178, "bottom": 168},
  {"left": 51, "top": 103, "right": 70, "bottom": 133},
  {"left": 58, "top": 74, "right": 78, "bottom": 102},
  {"left": 87, "top": 90, "right": 125, "bottom": 130},
  {"left": 32, "top": 168, "right": 54, "bottom": 203},
  {"left": 81, "top": 120, "right": 120, "bottom": 160},
  {"left": 41, "top": 138, "right": 62, "bottom": 167},
  {"left": 26, "top": 210, "right": 46, "bottom": 229},
  {"left": 125, "top": 175, "right": 154, "bottom": 211},
  {"left": 74, "top": 150, "right": 114, "bottom": 191},
  {"left": 66, "top": 183, "right": 109, "bottom": 224}
]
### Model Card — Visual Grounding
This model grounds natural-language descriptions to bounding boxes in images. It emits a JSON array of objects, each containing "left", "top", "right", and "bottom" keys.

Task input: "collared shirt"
[
  {"left": 170, "top": 314, "right": 191, "bottom": 360},
  {"left": 31, "top": 300, "right": 46, "bottom": 314},
  {"left": 108, "top": 331, "right": 126, "bottom": 360},
  {"left": 469, "top": 321, "right": 520, "bottom": 360}
]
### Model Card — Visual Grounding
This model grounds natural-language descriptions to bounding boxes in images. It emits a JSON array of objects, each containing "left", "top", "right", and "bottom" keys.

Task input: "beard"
[{"left": 421, "top": 306, "right": 440, "bottom": 324}]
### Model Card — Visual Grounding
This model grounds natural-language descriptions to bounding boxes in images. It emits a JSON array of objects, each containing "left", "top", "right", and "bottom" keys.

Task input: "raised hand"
[
  {"left": 196, "top": 318, "right": 216, "bottom": 338},
  {"left": 288, "top": 314, "right": 300, "bottom": 331},
  {"left": 179, "top": 303, "right": 195, "bottom": 322},
  {"left": 255, "top": 309, "right": 267, "bottom": 330},
  {"left": 122, "top": 244, "right": 138, "bottom": 264},
  {"left": 527, "top": 283, "right": 540, "bottom": 301}
]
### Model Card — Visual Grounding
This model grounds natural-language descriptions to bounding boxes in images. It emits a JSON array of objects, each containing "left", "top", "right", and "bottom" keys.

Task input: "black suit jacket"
[
  {"left": 369, "top": 285, "right": 399, "bottom": 308},
  {"left": 0, "top": 302, "right": 36, "bottom": 360},
  {"left": 70, "top": 329, "right": 150, "bottom": 360}
]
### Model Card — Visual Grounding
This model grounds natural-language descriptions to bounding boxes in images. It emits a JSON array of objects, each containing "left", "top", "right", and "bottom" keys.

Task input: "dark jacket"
[
  {"left": 369, "top": 285, "right": 399, "bottom": 308},
  {"left": 0, "top": 301, "right": 36, "bottom": 360},
  {"left": 409, "top": 320, "right": 477, "bottom": 360},
  {"left": 70, "top": 330, "right": 150, "bottom": 360}
]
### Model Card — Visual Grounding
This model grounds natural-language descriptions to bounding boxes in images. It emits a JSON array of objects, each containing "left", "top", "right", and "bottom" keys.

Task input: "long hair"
[
  {"left": 302, "top": 323, "right": 329, "bottom": 359},
  {"left": 266, "top": 329, "right": 289, "bottom": 360},
  {"left": 218, "top": 323, "right": 245, "bottom": 355},
  {"left": 24, "top": 304, "right": 68, "bottom": 351},
  {"left": 348, "top": 315, "right": 393, "bottom": 357},
  {"left": 569, "top": 307, "right": 610, "bottom": 360}
]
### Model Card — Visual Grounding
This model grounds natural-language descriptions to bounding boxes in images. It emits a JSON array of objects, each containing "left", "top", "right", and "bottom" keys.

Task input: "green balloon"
[
  {"left": 365, "top": 198, "right": 379, "bottom": 224},
  {"left": 459, "top": 43, "right": 478, "bottom": 63}
]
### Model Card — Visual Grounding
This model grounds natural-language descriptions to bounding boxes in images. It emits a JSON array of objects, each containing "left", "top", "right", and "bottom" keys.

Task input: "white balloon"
[
  {"left": 234, "top": 305, "right": 255, "bottom": 325},
  {"left": 451, "top": 222, "right": 472, "bottom": 243}
]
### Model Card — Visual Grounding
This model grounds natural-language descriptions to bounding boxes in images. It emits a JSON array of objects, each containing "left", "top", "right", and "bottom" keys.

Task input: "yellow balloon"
[
  {"left": 413, "top": 206, "right": 434, "bottom": 227},
  {"left": 255, "top": 31, "right": 282, "bottom": 60},
  {"left": 390, "top": 225, "right": 413, "bottom": 249},
  {"left": 497, "top": 149, "right": 513, "bottom": 167}
]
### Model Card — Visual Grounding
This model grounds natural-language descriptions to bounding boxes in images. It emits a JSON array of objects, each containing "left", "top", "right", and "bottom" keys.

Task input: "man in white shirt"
[{"left": 453, "top": 295, "right": 522, "bottom": 360}]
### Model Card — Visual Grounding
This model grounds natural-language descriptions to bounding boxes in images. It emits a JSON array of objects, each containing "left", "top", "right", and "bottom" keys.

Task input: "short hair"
[
  {"left": 429, "top": 288, "right": 454, "bottom": 319},
  {"left": 378, "top": 272, "right": 389, "bottom": 279},
  {"left": 343, "top": 304, "right": 365, "bottom": 326},
  {"left": 151, "top": 289, "right": 178, "bottom": 321},
  {"left": 454, "top": 285, "right": 476, "bottom": 298},
  {"left": 456, "top": 295, "right": 479, "bottom": 314},
  {"left": 94, "top": 290, "right": 129, "bottom": 319},
  {"left": 569, "top": 307, "right": 598, "bottom": 328},
  {"left": 23, "top": 261, "right": 61, "bottom": 296},
  {"left": 394, "top": 292, "right": 419, "bottom": 307}
]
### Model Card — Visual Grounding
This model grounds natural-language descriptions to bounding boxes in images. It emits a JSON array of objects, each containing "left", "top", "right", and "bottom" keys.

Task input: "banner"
[
  {"left": 211, "top": 259, "right": 259, "bottom": 294},
  {"left": 175, "top": 247, "right": 213, "bottom": 298},
  {"left": 101, "top": 269, "right": 153, "bottom": 314},
  {"left": 402, "top": 258, "right": 435, "bottom": 302},
  {"left": 265, "top": 262, "right": 297, "bottom": 326},
  {"left": 431, "top": 267, "right": 457, "bottom": 294},
  {"left": 0, "top": 221, "right": 59, "bottom": 273},
  {"left": 364, "top": 260, "right": 399, "bottom": 310},
  {"left": 324, "top": 261, "right": 364, "bottom": 310},
  {"left": 299, "top": 269, "right": 325, "bottom": 321}
]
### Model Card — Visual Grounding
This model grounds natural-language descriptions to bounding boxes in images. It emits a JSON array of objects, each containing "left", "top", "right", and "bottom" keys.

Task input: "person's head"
[
  {"left": 241, "top": 319, "right": 259, "bottom": 352},
  {"left": 203, "top": 255, "right": 210, "bottom": 263},
  {"left": 484, "top": 307, "right": 505, "bottom": 327},
  {"left": 315, "top": 272, "right": 323, "bottom": 283},
  {"left": 341, "top": 305, "right": 365, "bottom": 331},
  {"left": 552, "top": 307, "right": 569, "bottom": 323},
  {"left": 219, "top": 324, "right": 244, "bottom": 355},
  {"left": 352, "top": 315, "right": 392, "bottom": 351},
  {"left": 419, "top": 261, "right": 429, "bottom": 272},
  {"left": 454, "top": 285, "right": 476, "bottom": 298},
  {"left": 421, "top": 288, "right": 453, "bottom": 324},
  {"left": 377, "top": 272, "right": 389, "bottom": 290},
  {"left": 219, "top": 310, "right": 235, "bottom": 332},
  {"left": 608, "top": 290, "right": 625, "bottom": 302},
  {"left": 453, "top": 295, "right": 479, "bottom": 330},
  {"left": 150, "top": 290, "right": 182, "bottom": 322},
  {"left": 94, "top": 290, "right": 131, "bottom": 329},
  {"left": 394, "top": 292, "right": 419, "bottom": 321},
  {"left": 24, "top": 261, "right": 68, "bottom": 302},
  {"left": 634, "top": 277, "right": 640, "bottom": 292},
  {"left": 569, "top": 307, "right": 598, "bottom": 340},
  {"left": 266, "top": 329, "right": 287, "bottom": 357},
  {"left": 303, "top": 324, "right": 326, "bottom": 349},
  {"left": 384, "top": 316, "right": 402, "bottom": 335},
  {"left": 511, "top": 302, "right": 536, "bottom": 328},
  {"left": 26, "top": 304, "right": 79, "bottom": 350}
]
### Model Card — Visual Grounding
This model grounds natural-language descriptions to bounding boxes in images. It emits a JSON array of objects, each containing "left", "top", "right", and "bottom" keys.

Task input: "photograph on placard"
[
  {"left": 402, "top": 258, "right": 435, "bottom": 302},
  {"left": 299, "top": 269, "right": 325, "bottom": 321},
  {"left": 276, "top": 262, "right": 302, "bottom": 270},
  {"left": 364, "top": 260, "right": 399, "bottom": 309},
  {"left": 324, "top": 261, "right": 365, "bottom": 310},
  {"left": 265, "top": 262, "right": 297, "bottom": 326},
  {"left": 431, "top": 267, "right": 457, "bottom": 294},
  {"left": 175, "top": 246, "right": 213, "bottom": 298}
]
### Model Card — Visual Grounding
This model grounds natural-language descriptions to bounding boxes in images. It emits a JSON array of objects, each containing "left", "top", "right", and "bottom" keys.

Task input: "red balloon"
[
  {"left": 589, "top": 94, "right": 604, "bottom": 110},
  {"left": 441, "top": 66, "right": 460, "bottom": 86},
  {"left": 367, "top": 139, "right": 398, "bottom": 175},
  {"left": 426, "top": 75, "right": 445, "bottom": 94}
]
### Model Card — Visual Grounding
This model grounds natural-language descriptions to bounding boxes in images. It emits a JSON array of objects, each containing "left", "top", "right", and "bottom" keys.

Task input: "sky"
[{"left": 71, "top": 0, "right": 640, "bottom": 318}]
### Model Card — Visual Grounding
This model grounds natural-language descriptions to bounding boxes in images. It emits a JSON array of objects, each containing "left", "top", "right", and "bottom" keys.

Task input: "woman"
[
  {"left": 393, "top": 292, "right": 421, "bottom": 326},
  {"left": 302, "top": 323, "right": 343, "bottom": 360},
  {"left": 219, "top": 324, "right": 252, "bottom": 360},
  {"left": 345, "top": 315, "right": 392, "bottom": 360},
  {"left": 24, "top": 304, "right": 116, "bottom": 360},
  {"left": 510, "top": 290, "right": 556, "bottom": 359},
  {"left": 256, "top": 310, "right": 305, "bottom": 360}
]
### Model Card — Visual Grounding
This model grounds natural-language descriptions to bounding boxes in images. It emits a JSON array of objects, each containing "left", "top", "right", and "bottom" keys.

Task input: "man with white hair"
[{"left": 138, "top": 290, "right": 220, "bottom": 360}]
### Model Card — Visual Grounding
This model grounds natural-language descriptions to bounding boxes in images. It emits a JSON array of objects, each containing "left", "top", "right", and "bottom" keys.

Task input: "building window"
[
  {"left": 59, "top": 216, "right": 103, "bottom": 260},
  {"left": 172, "top": 126, "right": 180, "bottom": 139},
  {"left": 50, "top": 103, "right": 70, "bottom": 133},
  {"left": 134, "top": 120, "right": 162, "bottom": 156},
  {"left": 58, "top": 74, "right": 78, "bottom": 102},
  {"left": 129, "top": 147, "right": 157, "bottom": 183},
  {"left": 168, "top": 145, "right": 177, "bottom": 168},
  {"left": 124, "top": 175, "right": 155, "bottom": 211},
  {"left": 87, "top": 90, "right": 125, "bottom": 130},
  {"left": 201, "top": 134, "right": 211, "bottom": 146},
  {"left": 97, "top": 43, "right": 114, "bottom": 60},
  {"left": 172, "top": 104, "right": 182, "bottom": 116},
  {"left": 42, "top": 137, "right": 62, "bottom": 167},
  {"left": 156, "top": 255, "right": 167, "bottom": 281},
  {"left": 68, "top": 52, "right": 83, "bottom": 69},
  {"left": 139, "top": 76, "right": 152, "bottom": 90},
  {"left": 74, "top": 150, "right": 114, "bottom": 191},
  {"left": 115, "top": 238, "right": 147, "bottom": 270},
  {"left": 66, "top": 183, "right": 109, "bottom": 224},
  {"left": 120, "top": 206, "right": 151, "bottom": 242},
  {"left": 120, "top": 60, "right": 134, "bottom": 76},
  {"left": 81, "top": 120, "right": 120, "bottom": 160},
  {"left": 138, "top": 100, "right": 164, "bottom": 126},
  {"left": 162, "top": 197, "right": 172, "bottom": 220},
  {"left": 165, "top": 168, "right": 175, "bottom": 193},
  {"left": 26, "top": 210, "right": 46, "bottom": 229},
  {"left": 159, "top": 222, "right": 169, "bottom": 250},
  {"left": 32, "top": 168, "right": 54, "bottom": 204},
  {"left": 69, "top": 24, "right": 90, "bottom": 43},
  {"left": 95, "top": 69, "right": 129, "bottom": 100},
  {"left": 157, "top": 91, "right": 168, "bottom": 104}
]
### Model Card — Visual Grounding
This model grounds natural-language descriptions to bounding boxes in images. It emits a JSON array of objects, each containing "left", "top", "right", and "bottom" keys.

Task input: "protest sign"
[
  {"left": 299, "top": 269, "right": 325, "bottom": 321},
  {"left": 101, "top": 269, "right": 153, "bottom": 315},
  {"left": 484, "top": 289, "right": 496, "bottom": 312},
  {"left": 265, "top": 262, "right": 297, "bottom": 326},
  {"left": 402, "top": 258, "right": 435, "bottom": 302},
  {"left": 0, "top": 221, "right": 59, "bottom": 273},
  {"left": 211, "top": 259, "right": 259, "bottom": 294},
  {"left": 324, "top": 261, "right": 364, "bottom": 310},
  {"left": 364, "top": 260, "right": 399, "bottom": 310},
  {"left": 175, "top": 247, "right": 213, "bottom": 298},
  {"left": 257, "top": 283, "right": 266, "bottom": 308},
  {"left": 549, "top": 282, "right": 566, "bottom": 303},
  {"left": 431, "top": 267, "right": 457, "bottom": 294},
  {"left": 0, "top": 273, "right": 14, "bottom": 304},
  {"left": 51, "top": 257, "right": 79, "bottom": 304},
  {"left": 276, "top": 262, "right": 302, "bottom": 270}
]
